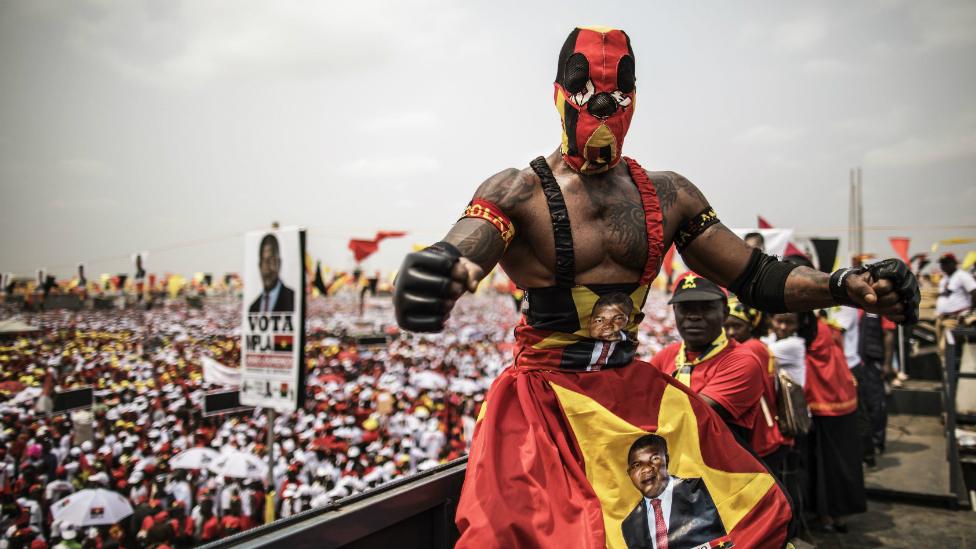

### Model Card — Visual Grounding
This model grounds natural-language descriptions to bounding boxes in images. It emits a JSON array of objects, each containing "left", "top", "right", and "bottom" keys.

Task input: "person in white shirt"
[
  {"left": 763, "top": 313, "right": 807, "bottom": 387},
  {"left": 936, "top": 253, "right": 976, "bottom": 317},
  {"left": 831, "top": 306, "right": 861, "bottom": 370},
  {"left": 935, "top": 253, "right": 976, "bottom": 354}
]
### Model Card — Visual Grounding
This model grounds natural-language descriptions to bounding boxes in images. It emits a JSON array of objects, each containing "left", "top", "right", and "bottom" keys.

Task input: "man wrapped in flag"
[{"left": 394, "top": 26, "right": 919, "bottom": 548}]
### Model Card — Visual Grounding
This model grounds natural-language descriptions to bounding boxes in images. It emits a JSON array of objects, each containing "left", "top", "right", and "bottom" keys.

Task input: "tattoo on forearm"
[
  {"left": 446, "top": 221, "right": 505, "bottom": 270},
  {"left": 785, "top": 267, "right": 832, "bottom": 309}
]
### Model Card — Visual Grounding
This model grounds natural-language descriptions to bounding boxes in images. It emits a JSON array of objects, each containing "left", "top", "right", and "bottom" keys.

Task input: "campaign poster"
[{"left": 240, "top": 227, "right": 306, "bottom": 412}]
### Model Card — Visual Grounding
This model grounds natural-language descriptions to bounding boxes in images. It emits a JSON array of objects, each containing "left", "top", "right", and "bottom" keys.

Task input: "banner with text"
[{"left": 240, "top": 227, "right": 306, "bottom": 412}]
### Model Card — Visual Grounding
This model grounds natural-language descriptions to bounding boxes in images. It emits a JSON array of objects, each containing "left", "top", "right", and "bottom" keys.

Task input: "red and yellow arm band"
[{"left": 461, "top": 198, "right": 516, "bottom": 246}]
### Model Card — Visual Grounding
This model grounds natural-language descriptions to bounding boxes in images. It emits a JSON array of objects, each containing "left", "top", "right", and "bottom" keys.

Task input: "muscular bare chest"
[{"left": 506, "top": 164, "right": 649, "bottom": 285}]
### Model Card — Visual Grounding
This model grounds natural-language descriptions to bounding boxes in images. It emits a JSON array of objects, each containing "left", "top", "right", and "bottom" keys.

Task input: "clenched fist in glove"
[
  {"left": 829, "top": 258, "right": 921, "bottom": 324},
  {"left": 394, "top": 242, "right": 484, "bottom": 332}
]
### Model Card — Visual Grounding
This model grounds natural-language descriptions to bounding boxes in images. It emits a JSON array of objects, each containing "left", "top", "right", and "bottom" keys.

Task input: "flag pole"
[{"left": 266, "top": 407, "right": 276, "bottom": 522}]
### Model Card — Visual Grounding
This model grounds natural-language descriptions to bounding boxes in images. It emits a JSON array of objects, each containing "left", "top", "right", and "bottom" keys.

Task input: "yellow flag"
[
  {"left": 265, "top": 490, "right": 276, "bottom": 524},
  {"left": 963, "top": 251, "right": 976, "bottom": 270}
]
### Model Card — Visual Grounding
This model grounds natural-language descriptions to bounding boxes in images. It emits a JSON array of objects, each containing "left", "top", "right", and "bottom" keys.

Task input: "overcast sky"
[{"left": 1, "top": 0, "right": 974, "bottom": 278}]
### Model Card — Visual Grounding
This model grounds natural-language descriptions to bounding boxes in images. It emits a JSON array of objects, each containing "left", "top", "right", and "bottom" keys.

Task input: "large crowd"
[{"left": 0, "top": 289, "right": 679, "bottom": 548}]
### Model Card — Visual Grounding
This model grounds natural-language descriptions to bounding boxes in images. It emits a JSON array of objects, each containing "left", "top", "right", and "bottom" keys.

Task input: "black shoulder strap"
[{"left": 530, "top": 156, "right": 575, "bottom": 287}]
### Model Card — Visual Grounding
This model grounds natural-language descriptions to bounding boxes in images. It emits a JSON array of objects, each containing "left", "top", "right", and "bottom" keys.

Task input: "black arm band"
[
  {"left": 728, "top": 248, "right": 800, "bottom": 313},
  {"left": 674, "top": 207, "right": 720, "bottom": 251},
  {"left": 425, "top": 241, "right": 462, "bottom": 260}
]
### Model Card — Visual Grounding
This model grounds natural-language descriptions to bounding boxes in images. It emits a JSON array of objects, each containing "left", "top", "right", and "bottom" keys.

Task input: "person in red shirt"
[
  {"left": 724, "top": 297, "right": 787, "bottom": 477},
  {"left": 650, "top": 274, "right": 766, "bottom": 445},
  {"left": 196, "top": 498, "right": 220, "bottom": 544},
  {"left": 219, "top": 495, "right": 254, "bottom": 537}
]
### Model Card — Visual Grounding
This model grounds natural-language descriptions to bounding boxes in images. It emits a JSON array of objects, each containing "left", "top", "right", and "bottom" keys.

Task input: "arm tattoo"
[
  {"left": 669, "top": 171, "right": 708, "bottom": 206},
  {"left": 651, "top": 172, "right": 677, "bottom": 218},
  {"left": 477, "top": 169, "right": 535, "bottom": 212},
  {"left": 784, "top": 267, "right": 832, "bottom": 310},
  {"left": 445, "top": 220, "right": 506, "bottom": 272}
]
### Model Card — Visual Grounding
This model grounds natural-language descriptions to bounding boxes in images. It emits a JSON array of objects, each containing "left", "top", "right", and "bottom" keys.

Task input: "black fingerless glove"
[
  {"left": 829, "top": 259, "right": 920, "bottom": 325},
  {"left": 865, "top": 258, "right": 920, "bottom": 325},
  {"left": 393, "top": 242, "right": 461, "bottom": 333}
]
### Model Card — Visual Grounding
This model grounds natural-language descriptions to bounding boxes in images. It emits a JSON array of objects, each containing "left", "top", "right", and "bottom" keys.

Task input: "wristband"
[{"left": 828, "top": 268, "right": 860, "bottom": 307}]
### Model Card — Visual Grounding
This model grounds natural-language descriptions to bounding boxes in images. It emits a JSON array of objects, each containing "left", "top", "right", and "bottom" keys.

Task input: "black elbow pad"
[{"left": 728, "top": 248, "right": 799, "bottom": 313}]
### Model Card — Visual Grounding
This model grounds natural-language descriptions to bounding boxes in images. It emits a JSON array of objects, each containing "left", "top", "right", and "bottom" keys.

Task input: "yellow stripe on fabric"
[
  {"left": 549, "top": 381, "right": 775, "bottom": 549},
  {"left": 548, "top": 382, "right": 645, "bottom": 549},
  {"left": 579, "top": 25, "right": 616, "bottom": 33},
  {"left": 476, "top": 398, "right": 487, "bottom": 422}
]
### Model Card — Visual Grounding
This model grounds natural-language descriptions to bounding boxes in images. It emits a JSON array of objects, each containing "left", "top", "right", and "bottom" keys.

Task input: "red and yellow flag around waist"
[{"left": 458, "top": 360, "right": 790, "bottom": 549}]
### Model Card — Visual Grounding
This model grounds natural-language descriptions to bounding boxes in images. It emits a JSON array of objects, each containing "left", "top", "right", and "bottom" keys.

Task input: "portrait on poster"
[{"left": 240, "top": 228, "right": 305, "bottom": 412}]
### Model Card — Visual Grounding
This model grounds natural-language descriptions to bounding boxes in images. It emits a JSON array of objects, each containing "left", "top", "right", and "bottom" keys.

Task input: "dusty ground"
[{"left": 800, "top": 500, "right": 976, "bottom": 548}]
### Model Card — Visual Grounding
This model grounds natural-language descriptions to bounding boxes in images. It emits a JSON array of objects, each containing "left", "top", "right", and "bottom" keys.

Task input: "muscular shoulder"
[
  {"left": 472, "top": 167, "right": 537, "bottom": 217},
  {"left": 645, "top": 170, "right": 710, "bottom": 223}
]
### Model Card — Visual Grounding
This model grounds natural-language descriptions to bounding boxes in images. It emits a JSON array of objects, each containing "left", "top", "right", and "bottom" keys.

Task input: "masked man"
[{"left": 394, "top": 26, "right": 918, "bottom": 548}]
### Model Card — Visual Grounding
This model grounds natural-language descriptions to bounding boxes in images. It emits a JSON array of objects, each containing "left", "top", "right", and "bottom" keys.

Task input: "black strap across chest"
[{"left": 530, "top": 156, "right": 576, "bottom": 288}]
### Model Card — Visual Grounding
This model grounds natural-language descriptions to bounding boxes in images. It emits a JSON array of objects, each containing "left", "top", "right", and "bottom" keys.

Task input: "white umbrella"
[
  {"left": 411, "top": 370, "right": 447, "bottom": 391},
  {"left": 208, "top": 449, "right": 268, "bottom": 480},
  {"left": 170, "top": 447, "right": 221, "bottom": 470},
  {"left": 51, "top": 489, "right": 133, "bottom": 526}
]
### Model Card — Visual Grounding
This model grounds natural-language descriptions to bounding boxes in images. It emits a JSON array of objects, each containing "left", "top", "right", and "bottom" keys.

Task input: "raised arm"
[
  {"left": 394, "top": 168, "right": 531, "bottom": 332},
  {"left": 653, "top": 171, "right": 919, "bottom": 323}
]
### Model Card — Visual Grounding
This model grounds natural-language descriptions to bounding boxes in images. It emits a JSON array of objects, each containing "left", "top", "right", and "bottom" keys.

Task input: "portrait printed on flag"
[
  {"left": 621, "top": 434, "right": 730, "bottom": 549},
  {"left": 588, "top": 292, "right": 635, "bottom": 342}
]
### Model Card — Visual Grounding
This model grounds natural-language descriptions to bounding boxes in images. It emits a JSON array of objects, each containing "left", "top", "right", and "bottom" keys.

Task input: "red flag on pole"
[
  {"left": 889, "top": 237, "right": 910, "bottom": 263},
  {"left": 348, "top": 239, "right": 380, "bottom": 262},
  {"left": 347, "top": 231, "right": 408, "bottom": 262},
  {"left": 757, "top": 215, "right": 807, "bottom": 258}
]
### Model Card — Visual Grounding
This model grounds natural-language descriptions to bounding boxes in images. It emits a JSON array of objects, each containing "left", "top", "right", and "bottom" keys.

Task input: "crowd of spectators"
[{"left": 0, "top": 289, "right": 680, "bottom": 548}]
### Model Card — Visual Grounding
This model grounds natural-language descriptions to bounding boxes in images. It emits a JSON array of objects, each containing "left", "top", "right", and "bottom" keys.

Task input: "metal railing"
[
  {"left": 942, "top": 327, "right": 976, "bottom": 508},
  {"left": 201, "top": 457, "right": 466, "bottom": 549}
]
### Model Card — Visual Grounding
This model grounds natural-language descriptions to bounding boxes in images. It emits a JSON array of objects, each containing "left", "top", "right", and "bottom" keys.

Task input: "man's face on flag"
[
  {"left": 627, "top": 444, "right": 670, "bottom": 498},
  {"left": 674, "top": 299, "right": 727, "bottom": 350},
  {"left": 589, "top": 303, "right": 629, "bottom": 341},
  {"left": 259, "top": 241, "right": 280, "bottom": 292}
]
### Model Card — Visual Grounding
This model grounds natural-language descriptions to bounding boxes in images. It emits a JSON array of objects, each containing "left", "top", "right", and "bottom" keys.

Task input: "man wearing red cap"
[
  {"left": 650, "top": 274, "right": 766, "bottom": 445},
  {"left": 394, "top": 25, "right": 920, "bottom": 548}
]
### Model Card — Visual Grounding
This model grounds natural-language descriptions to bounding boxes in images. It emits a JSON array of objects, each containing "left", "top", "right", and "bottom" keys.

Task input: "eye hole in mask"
[
  {"left": 617, "top": 55, "right": 635, "bottom": 94},
  {"left": 563, "top": 53, "right": 589, "bottom": 94}
]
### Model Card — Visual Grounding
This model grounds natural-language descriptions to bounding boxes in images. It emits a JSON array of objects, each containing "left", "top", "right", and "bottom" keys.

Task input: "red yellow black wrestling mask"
[{"left": 554, "top": 27, "right": 636, "bottom": 175}]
